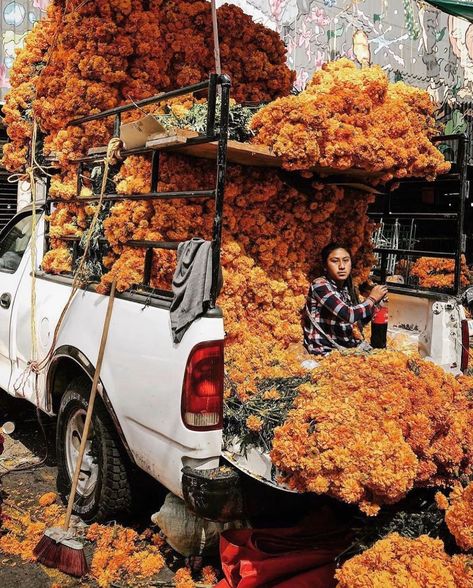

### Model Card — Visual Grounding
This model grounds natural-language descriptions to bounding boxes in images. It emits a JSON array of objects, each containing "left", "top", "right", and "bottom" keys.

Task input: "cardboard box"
[{"left": 120, "top": 114, "right": 168, "bottom": 150}]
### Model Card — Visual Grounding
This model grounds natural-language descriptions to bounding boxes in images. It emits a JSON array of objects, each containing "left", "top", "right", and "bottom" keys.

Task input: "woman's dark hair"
[{"left": 321, "top": 242, "right": 352, "bottom": 266}]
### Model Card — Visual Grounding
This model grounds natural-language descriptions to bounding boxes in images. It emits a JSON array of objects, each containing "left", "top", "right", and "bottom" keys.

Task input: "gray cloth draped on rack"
[{"left": 170, "top": 238, "right": 216, "bottom": 343}]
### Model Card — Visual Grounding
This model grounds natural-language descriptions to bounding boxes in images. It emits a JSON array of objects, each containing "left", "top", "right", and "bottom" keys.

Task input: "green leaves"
[
  {"left": 223, "top": 375, "right": 310, "bottom": 455},
  {"left": 156, "top": 100, "right": 262, "bottom": 142}
]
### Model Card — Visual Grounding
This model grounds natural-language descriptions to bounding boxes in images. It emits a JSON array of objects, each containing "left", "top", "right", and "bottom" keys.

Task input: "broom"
[{"left": 34, "top": 280, "right": 117, "bottom": 577}]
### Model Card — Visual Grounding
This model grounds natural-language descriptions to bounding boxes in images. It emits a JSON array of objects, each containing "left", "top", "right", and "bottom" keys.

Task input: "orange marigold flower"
[
  {"left": 201, "top": 565, "right": 218, "bottom": 585},
  {"left": 435, "top": 491, "right": 449, "bottom": 511},
  {"left": 174, "top": 567, "right": 195, "bottom": 588},
  {"left": 263, "top": 388, "right": 281, "bottom": 401},
  {"left": 38, "top": 492, "right": 57, "bottom": 507},
  {"left": 443, "top": 482, "right": 473, "bottom": 551},
  {"left": 246, "top": 415, "right": 264, "bottom": 433},
  {"left": 41, "top": 245, "right": 72, "bottom": 275}
]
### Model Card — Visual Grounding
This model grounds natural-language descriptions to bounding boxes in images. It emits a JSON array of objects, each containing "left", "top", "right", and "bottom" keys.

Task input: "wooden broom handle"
[{"left": 64, "top": 280, "right": 117, "bottom": 530}]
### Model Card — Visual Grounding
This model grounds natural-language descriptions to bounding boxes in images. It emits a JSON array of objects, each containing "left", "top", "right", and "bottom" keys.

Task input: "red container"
[{"left": 371, "top": 303, "right": 388, "bottom": 348}]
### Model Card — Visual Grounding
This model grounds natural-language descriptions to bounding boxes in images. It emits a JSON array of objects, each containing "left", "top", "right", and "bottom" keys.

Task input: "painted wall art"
[{"left": 0, "top": 0, "right": 47, "bottom": 98}]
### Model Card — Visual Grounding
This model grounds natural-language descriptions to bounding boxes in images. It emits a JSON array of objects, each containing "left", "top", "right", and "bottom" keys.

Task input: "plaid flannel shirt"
[{"left": 303, "top": 277, "right": 375, "bottom": 356}]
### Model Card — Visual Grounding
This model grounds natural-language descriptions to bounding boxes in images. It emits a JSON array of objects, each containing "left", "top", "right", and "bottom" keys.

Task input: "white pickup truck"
[
  {"left": 0, "top": 74, "right": 470, "bottom": 523},
  {"left": 0, "top": 201, "right": 471, "bottom": 523}
]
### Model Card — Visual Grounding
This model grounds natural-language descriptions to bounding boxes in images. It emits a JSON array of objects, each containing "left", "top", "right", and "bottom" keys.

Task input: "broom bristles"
[
  {"left": 34, "top": 527, "right": 88, "bottom": 578},
  {"left": 57, "top": 544, "right": 88, "bottom": 577},
  {"left": 33, "top": 534, "right": 62, "bottom": 568}
]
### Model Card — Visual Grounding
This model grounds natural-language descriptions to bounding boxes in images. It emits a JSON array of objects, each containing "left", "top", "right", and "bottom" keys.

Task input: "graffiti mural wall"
[
  {"left": 216, "top": 0, "right": 473, "bottom": 107},
  {"left": 0, "top": 0, "right": 47, "bottom": 98}
]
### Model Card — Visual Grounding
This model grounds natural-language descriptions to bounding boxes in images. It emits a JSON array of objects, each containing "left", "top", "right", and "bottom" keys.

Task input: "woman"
[{"left": 303, "top": 243, "right": 388, "bottom": 356}]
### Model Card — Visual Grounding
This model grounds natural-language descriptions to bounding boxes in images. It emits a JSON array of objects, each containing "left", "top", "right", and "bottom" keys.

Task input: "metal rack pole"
[
  {"left": 454, "top": 134, "right": 468, "bottom": 295},
  {"left": 210, "top": 75, "right": 231, "bottom": 307}
]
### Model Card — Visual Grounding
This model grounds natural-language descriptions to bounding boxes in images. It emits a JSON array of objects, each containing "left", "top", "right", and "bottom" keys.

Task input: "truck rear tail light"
[
  {"left": 181, "top": 340, "right": 224, "bottom": 430},
  {"left": 461, "top": 319, "right": 470, "bottom": 372}
]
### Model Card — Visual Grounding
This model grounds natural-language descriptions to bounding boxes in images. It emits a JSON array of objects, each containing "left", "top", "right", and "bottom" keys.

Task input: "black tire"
[{"left": 56, "top": 376, "right": 132, "bottom": 522}]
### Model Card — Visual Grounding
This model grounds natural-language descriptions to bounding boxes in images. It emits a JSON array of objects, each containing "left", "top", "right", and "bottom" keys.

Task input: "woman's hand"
[{"left": 369, "top": 284, "right": 388, "bottom": 303}]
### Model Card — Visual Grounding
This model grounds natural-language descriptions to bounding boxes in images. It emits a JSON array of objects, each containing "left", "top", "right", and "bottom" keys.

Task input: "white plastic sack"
[{"left": 152, "top": 492, "right": 246, "bottom": 556}]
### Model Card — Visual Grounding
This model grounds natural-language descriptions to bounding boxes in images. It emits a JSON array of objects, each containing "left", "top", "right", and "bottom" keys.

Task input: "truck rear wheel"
[{"left": 56, "top": 377, "right": 132, "bottom": 522}]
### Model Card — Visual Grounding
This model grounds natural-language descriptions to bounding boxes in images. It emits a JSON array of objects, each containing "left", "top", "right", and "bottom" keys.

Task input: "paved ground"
[
  {"left": 0, "top": 392, "right": 212, "bottom": 588},
  {"left": 0, "top": 392, "right": 89, "bottom": 587}
]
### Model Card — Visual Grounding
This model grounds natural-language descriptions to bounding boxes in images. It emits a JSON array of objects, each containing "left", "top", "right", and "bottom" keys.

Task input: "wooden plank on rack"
[
  {"left": 88, "top": 146, "right": 107, "bottom": 156},
  {"left": 180, "top": 139, "right": 282, "bottom": 168},
  {"left": 146, "top": 129, "right": 281, "bottom": 167},
  {"left": 149, "top": 135, "right": 383, "bottom": 182}
]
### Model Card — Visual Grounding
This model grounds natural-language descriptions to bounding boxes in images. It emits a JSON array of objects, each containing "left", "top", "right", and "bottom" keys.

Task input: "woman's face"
[{"left": 325, "top": 248, "right": 352, "bottom": 282}]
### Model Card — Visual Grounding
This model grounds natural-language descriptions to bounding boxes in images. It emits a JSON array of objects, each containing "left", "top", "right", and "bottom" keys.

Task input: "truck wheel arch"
[{"left": 47, "top": 345, "right": 134, "bottom": 463}]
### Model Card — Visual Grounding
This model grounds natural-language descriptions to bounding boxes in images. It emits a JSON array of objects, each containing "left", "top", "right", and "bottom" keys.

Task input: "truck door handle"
[{"left": 0, "top": 293, "right": 11, "bottom": 309}]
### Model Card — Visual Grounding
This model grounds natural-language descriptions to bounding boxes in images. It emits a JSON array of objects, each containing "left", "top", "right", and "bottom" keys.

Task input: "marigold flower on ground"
[
  {"left": 174, "top": 567, "right": 195, "bottom": 588},
  {"left": 38, "top": 492, "right": 57, "bottom": 507},
  {"left": 86, "top": 522, "right": 165, "bottom": 587}
]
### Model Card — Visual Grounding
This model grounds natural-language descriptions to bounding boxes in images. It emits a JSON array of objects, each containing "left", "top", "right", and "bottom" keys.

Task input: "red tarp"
[{"left": 215, "top": 508, "right": 350, "bottom": 588}]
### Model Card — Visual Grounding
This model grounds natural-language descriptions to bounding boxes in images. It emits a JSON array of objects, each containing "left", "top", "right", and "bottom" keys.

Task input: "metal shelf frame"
[
  {"left": 370, "top": 134, "right": 469, "bottom": 296},
  {"left": 41, "top": 74, "right": 231, "bottom": 307}
]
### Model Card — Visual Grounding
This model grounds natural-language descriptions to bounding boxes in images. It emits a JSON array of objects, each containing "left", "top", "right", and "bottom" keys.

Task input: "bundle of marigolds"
[
  {"left": 436, "top": 482, "right": 473, "bottom": 552},
  {"left": 251, "top": 59, "right": 450, "bottom": 182},
  {"left": 270, "top": 350, "right": 473, "bottom": 515},
  {"left": 335, "top": 533, "right": 473, "bottom": 587}
]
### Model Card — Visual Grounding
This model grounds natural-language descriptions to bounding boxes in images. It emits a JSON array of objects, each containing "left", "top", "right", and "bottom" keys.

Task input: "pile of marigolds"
[
  {"left": 335, "top": 533, "right": 473, "bottom": 587},
  {"left": 250, "top": 58, "right": 450, "bottom": 182},
  {"left": 0, "top": 492, "right": 217, "bottom": 587},
  {"left": 271, "top": 351, "right": 473, "bottom": 515},
  {"left": 3, "top": 0, "right": 468, "bottom": 586}
]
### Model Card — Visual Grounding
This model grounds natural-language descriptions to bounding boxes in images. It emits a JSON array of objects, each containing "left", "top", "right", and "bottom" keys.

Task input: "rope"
[
  {"left": 13, "top": 136, "right": 123, "bottom": 394},
  {"left": 3, "top": 120, "right": 50, "bottom": 473},
  {"left": 30, "top": 124, "right": 38, "bottom": 368}
]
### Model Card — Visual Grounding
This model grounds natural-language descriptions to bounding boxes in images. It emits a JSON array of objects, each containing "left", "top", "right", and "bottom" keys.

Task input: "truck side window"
[{"left": 0, "top": 214, "right": 33, "bottom": 274}]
